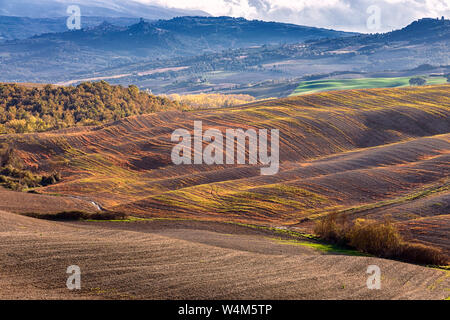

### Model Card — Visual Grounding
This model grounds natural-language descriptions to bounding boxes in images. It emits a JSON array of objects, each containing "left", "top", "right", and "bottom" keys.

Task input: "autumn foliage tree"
[
  {"left": 0, "top": 81, "right": 185, "bottom": 134},
  {"left": 163, "top": 93, "right": 256, "bottom": 109},
  {"left": 314, "top": 214, "right": 447, "bottom": 265}
]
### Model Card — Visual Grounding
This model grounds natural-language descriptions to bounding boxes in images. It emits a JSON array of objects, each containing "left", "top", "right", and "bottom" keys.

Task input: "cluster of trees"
[
  {"left": 163, "top": 93, "right": 256, "bottom": 109},
  {"left": 409, "top": 77, "right": 427, "bottom": 86},
  {"left": 0, "top": 166, "right": 61, "bottom": 191},
  {"left": 0, "top": 81, "right": 185, "bottom": 134},
  {"left": 314, "top": 213, "right": 447, "bottom": 265},
  {"left": 409, "top": 74, "right": 450, "bottom": 86},
  {"left": 0, "top": 144, "right": 60, "bottom": 190}
]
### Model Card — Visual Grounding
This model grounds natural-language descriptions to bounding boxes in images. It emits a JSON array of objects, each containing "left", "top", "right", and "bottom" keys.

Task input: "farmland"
[
  {"left": 1, "top": 84, "right": 449, "bottom": 256},
  {"left": 0, "top": 84, "right": 449, "bottom": 299},
  {"left": 1, "top": 8, "right": 450, "bottom": 302},
  {"left": 2, "top": 210, "right": 448, "bottom": 299},
  {"left": 290, "top": 76, "right": 448, "bottom": 96}
]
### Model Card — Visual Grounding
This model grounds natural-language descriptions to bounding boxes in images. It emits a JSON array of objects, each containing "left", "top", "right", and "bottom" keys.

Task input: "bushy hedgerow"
[
  {"left": 23, "top": 210, "right": 127, "bottom": 221},
  {"left": 314, "top": 213, "right": 448, "bottom": 266}
]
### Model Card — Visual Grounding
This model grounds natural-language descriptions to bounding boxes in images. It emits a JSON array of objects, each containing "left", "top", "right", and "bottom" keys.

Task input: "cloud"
[{"left": 135, "top": 0, "right": 450, "bottom": 32}]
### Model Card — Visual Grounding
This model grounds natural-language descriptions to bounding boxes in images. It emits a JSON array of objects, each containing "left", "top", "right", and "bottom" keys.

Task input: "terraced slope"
[
  {"left": 1, "top": 85, "right": 449, "bottom": 256},
  {"left": 1, "top": 210, "right": 448, "bottom": 299}
]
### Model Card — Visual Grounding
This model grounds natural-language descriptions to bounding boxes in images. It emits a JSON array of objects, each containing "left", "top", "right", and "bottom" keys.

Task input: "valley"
[
  {"left": 1, "top": 17, "right": 449, "bottom": 98},
  {"left": 0, "top": 3, "right": 449, "bottom": 301}
]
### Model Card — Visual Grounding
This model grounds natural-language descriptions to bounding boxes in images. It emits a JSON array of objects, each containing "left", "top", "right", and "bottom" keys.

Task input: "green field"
[{"left": 290, "top": 76, "right": 448, "bottom": 96}]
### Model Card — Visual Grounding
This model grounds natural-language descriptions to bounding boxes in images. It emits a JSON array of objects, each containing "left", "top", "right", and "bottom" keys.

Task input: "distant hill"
[
  {"left": 384, "top": 17, "right": 450, "bottom": 42},
  {"left": 9, "top": 16, "right": 357, "bottom": 54},
  {"left": 0, "top": 16, "right": 357, "bottom": 83},
  {"left": 311, "top": 17, "right": 450, "bottom": 49},
  {"left": 0, "top": 17, "right": 448, "bottom": 88},
  {"left": 151, "top": 16, "right": 356, "bottom": 48},
  {"left": 0, "top": 16, "right": 141, "bottom": 41}
]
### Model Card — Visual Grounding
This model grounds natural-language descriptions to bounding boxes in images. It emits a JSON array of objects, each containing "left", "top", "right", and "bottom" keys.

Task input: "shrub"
[
  {"left": 89, "top": 211, "right": 127, "bottom": 220},
  {"left": 398, "top": 243, "right": 447, "bottom": 266},
  {"left": 313, "top": 212, "right": 348, "bottom": 244},
  {"left": 23, "top": 210, "right": 127, "bottom": 221},
  {"left": 0, "top": 161, "right": 61, "bottom": 190},
  {"left": 347, "top": 218, "right": 403, "bottom": 257},
  {"left": 314, "top": 214, "right": 448, "bottom": 266},
  {"left": 0, "top": 146, "right": 22, "bottom": 168},
  {"left": 4, "top": 179, "right": 21, "bottom": 191},
  {"left": 40, "top": 175, "right": 56, "bottom": 186},
  {"left": 0, "top": 146, "right": 62, "bottom": 191},
  {"left": 40, "top": 172, "right": 62, "bottom": 186},
  {"left": 0, "top": 165, "right": 17, "bottom": 177}
]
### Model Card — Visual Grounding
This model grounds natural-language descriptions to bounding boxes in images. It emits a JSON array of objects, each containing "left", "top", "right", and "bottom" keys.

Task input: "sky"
[{"left": 135, "top": 0, "right": 450, "bottom": 32}]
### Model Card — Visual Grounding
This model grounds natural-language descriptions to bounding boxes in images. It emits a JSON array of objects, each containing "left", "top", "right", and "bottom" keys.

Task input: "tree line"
[{"left": 0, "top": 81, "right": 185, "bottom": 134}]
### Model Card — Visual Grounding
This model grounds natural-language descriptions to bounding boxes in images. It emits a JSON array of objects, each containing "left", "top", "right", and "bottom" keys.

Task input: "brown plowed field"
[
  {"left": 1, "top": 211, "right": 448, "bottom": 299},
  {"left": 0, "top": 188, "right": 99, "bottom": 214}
]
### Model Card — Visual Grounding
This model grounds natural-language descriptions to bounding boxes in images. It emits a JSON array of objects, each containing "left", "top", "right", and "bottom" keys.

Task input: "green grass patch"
[
  {"left": 268, "top": 237, "right": 365, "bottom": 255},
  {"left": 290, "top": 77, "right": 448, "bottom": 96},
  {"left": 225, "top": 221, "right": 319, "bottom": 240}
]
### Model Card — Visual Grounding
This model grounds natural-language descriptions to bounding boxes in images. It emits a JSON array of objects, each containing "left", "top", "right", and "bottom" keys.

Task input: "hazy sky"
[{"left": 136, "top": 0, "right": 450, "bottom": 32}]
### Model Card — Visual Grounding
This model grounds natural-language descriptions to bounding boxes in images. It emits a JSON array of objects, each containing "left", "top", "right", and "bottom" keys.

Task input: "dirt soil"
[{"left": 1, "top": 211, "right": 448, "bottom": 300}]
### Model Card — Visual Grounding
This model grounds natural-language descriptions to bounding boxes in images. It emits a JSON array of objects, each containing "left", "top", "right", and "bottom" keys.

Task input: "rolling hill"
[
  {"left": 0, "top": 16, "right": 357, "bottom": 84},
  {"left": 2, "top": 16, "right": 356, "bottom": 55},
  {"left": 0, "top": 16, "right": 140, "bottom": 41},
  {"left": 1, "top": 84, "right": 449, "bottom": 259},
  {"left": 290, "top": 76, "right": 448, "bottom": 96}
]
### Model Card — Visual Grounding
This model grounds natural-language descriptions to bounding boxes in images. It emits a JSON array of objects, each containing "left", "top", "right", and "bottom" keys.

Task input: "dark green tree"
[{"left": 409, "top": 77, "right": 427, "bottom": 86}]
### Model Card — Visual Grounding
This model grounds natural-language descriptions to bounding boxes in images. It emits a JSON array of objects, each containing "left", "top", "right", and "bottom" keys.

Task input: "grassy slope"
[
  {"left": 290, "top": 77, "right": 448, "bottom": 96},
  {"left": 1, "top": 84, "right": 449, "bottom": 256}
]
